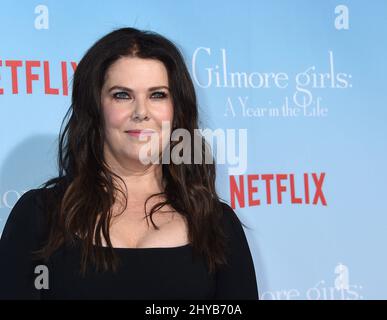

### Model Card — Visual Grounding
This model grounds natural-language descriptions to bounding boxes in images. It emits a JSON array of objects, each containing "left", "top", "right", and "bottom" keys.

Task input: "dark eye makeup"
[{"left": 112, "top": 91, "right": 168, "bottom": 100}]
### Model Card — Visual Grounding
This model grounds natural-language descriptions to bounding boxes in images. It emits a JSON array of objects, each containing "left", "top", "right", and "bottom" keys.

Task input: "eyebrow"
[{"left": 108, "top": 85, "right": 170, "bottom": 92}]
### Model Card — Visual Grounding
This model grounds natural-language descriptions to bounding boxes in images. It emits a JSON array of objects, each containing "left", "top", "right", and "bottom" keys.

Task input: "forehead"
[{"left": 104, "top": 56, "right": 169, "bottom": 87}]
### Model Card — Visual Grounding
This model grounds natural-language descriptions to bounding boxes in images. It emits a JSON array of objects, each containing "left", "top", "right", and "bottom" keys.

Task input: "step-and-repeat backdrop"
[{"left": 1, "top": 1, "right": 386, "bottom": 299}]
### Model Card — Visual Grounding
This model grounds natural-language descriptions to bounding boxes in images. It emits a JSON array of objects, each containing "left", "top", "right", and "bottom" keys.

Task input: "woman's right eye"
[{"left": 113, "top": 92, "right": 130, "bottom": 100}]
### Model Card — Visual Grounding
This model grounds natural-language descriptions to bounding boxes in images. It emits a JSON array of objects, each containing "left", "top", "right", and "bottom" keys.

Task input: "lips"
[{"left": 125, "top": 129, "right": 156, "bottom": 137}]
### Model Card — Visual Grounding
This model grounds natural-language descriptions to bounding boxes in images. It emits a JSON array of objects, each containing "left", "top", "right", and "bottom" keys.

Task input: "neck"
[{"left": 104, "top": 154, "right": 165, "bottom": 203}]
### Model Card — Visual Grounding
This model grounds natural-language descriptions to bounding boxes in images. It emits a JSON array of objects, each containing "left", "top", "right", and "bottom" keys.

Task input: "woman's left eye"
[{"left": 151, "top": 91, "right": 168, "bottom": 99}]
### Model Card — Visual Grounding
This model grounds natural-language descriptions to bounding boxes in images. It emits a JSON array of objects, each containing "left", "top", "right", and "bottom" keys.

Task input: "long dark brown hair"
[{"left": 36, "top": 27, "right": 233, "bottom": 275}]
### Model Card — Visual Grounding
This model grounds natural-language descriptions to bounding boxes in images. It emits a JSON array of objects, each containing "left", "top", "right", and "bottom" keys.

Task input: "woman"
[{"left": 0, "top": 27, "right": 258, "bottom": 300}]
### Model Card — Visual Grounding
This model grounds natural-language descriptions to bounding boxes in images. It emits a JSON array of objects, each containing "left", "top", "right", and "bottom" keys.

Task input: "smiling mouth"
[{"left": 125, "top": 129, "right": 156, "bottom": 137}]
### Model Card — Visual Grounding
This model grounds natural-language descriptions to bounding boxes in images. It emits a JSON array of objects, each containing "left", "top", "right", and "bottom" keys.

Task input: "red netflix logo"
[
  {"left": 0, "top": 60, "right": 77, "bottom": 95},
  {"left": 229, "top": 172, "right": 327, "bottom": 208}
]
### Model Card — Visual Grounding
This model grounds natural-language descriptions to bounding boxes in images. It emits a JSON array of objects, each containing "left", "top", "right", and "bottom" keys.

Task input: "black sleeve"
[
  {"left": 214, "top": 203, "right": 259, "bottom": 300},
  {"left": 0, "top": 189, "right": 45, "bottom": 300}
]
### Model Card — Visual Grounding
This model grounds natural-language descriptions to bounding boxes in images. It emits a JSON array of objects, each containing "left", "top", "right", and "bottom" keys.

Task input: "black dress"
[{"left": 0, "top": 188, "right": 259, "bottom": 300}]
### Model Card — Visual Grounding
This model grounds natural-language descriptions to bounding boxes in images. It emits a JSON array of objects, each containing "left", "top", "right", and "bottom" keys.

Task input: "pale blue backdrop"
[{"left": 1, "top": 0, "right": 386, "bottom": 299}]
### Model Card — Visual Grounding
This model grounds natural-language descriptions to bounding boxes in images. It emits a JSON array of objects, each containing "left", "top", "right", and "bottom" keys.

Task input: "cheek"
[
  {"left": 155, "top": 105, "right": 174, "bottom": 150},
  {"left": 103, "top": 105, "right": 128, "bottom": 130},
  {"left": 152, "top": 104, "right": 174, "bottom": 127}
]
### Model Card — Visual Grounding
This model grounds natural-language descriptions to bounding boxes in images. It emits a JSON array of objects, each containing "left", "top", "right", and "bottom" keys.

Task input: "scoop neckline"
[
  {"left": 102, "top": 243, "right": 191, "bottom": 251},
  {"left": 73, "top": 234, "right": 191, "bottom": 251}
]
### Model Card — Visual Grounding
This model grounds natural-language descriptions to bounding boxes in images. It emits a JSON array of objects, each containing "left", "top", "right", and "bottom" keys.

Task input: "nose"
[{"left": 131, "top": 96, "right": 149, "bottom": 121}]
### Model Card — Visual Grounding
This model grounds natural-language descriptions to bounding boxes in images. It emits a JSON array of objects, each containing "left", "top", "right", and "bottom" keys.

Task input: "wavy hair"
[{"left": 36, "top": 27, "right": 230, "bottom": 275}]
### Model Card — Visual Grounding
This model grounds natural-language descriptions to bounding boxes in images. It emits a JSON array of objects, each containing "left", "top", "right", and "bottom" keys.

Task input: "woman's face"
[{"left": 101, "top": 56, "right": 174, "bottom": 168}]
